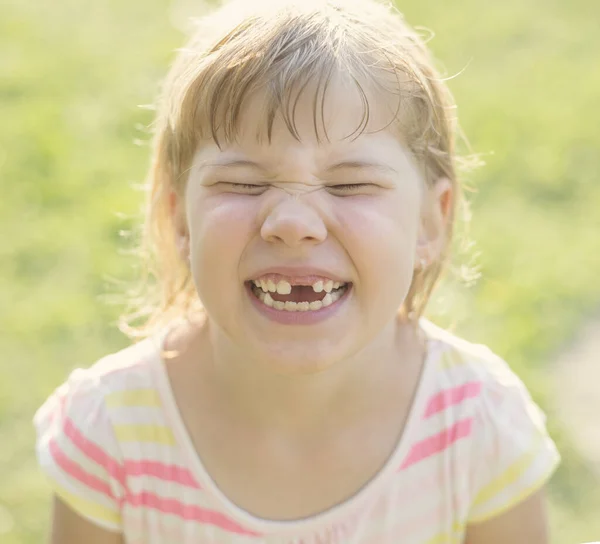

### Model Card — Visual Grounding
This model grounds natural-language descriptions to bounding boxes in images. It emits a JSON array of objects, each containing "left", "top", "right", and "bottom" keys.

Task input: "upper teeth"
[{"left": 253, "top": 279, "right": 343, "bottom": 294}]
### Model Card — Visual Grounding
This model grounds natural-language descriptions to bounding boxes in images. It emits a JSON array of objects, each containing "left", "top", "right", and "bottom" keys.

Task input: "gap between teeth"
[
  {"left": 254, "top": 288, "right": 346, "bottom": 312},
  {"left": 252, "top": 279, "right": 343, "bottom": 295}
]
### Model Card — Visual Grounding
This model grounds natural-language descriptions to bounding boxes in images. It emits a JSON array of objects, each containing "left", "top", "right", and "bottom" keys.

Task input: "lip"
[
  {"left": 245, "top": 281, "right": 352, "bottom": 325},
  {"left": 247, "top": 266, "right": 350, "bottom": 284}
]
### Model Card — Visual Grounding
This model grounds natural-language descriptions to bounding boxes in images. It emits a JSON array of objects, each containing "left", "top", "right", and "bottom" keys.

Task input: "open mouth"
[{"left": 248, "top": 277, "right": 351, "bottom": 312}]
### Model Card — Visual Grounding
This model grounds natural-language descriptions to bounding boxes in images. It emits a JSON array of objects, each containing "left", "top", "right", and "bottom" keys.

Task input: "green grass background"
[{"left": 1, "top": 0, "right": 599, "bottom": 542}]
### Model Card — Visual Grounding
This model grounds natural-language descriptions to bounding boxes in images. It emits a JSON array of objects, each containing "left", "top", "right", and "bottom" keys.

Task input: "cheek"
[
  {"left": 186, "top": 194, "right": 258, "bottom": 285},
  {"left": 335, "top": 195, "right": 419, "bottom": 260},
  {"left": 334, "top": 195, "right": 419, "bottom": 299}
]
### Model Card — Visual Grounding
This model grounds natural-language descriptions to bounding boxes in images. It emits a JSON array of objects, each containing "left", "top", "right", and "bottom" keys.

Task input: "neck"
[{"left": 195, "top": 315, "right": 425, "bottom": 437}]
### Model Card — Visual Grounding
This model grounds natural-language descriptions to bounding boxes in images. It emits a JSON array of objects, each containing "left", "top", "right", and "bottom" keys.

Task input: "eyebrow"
[
  {"left": 197, "top": 159, "right": 270, "bottom": 172},
  {"left": 197, "top": 158, "right": 398, "bottom": 176},
  {"left": 325, "top": 160, "right": 398, "bottom": 175}
]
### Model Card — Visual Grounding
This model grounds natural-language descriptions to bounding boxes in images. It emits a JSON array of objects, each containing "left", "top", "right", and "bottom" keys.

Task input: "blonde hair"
[{"left": 120, "top": 0, "right": 471, "bottom": 338}]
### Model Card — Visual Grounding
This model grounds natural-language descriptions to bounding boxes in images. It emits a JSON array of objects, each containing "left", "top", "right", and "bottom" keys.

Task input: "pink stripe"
[
  {"left": 49, "top": 438, "right": 116, "bottom": 499},
  {"left": 423, "top": 381, "right": 482, "bottom": 418},
  {"left": 124, "top": 460, "right": 201, "bottom": 489},
  {"left": 126, "top": 492, "right": 261, "bottom": 536},
  {"left": 399, "top": 418, "right": 473, "bottom": 470},
  {"left": 63, "top": 416, "right": 127, "bottom": 490}
]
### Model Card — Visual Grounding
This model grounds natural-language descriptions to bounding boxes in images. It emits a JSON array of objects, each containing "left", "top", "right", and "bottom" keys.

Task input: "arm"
[
  {"left": 50, "top": 496, "right": 124, "bottom": 544},
  {"left": 464, "top": 488, "right": 550, "bottom": 544}
]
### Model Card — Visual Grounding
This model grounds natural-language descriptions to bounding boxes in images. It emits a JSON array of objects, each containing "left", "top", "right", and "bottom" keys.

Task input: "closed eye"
[
  {"left": 328, "top": 183, "right": 374, "bottom": 194},
  {"left": 218, "top": 182, "right": 267, "bottom": 194},
  {"left": 217, "top": 182, "right": 376, "bottom": 195}
]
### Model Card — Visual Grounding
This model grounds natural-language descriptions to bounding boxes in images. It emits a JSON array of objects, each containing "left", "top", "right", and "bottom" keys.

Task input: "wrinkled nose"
[{"left": 260, "top": 197, "right": 327, "bottom": 247}]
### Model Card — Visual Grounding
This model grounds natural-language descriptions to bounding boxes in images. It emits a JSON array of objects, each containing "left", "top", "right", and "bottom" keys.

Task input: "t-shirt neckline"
[{"left": 148, "top": 318, "right": 443, "bottom": 535}]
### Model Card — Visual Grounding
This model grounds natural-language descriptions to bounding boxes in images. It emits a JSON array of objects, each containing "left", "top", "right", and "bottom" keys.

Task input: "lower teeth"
[{"left": 252, "top": 286, "right": 347, "bottom": 312}]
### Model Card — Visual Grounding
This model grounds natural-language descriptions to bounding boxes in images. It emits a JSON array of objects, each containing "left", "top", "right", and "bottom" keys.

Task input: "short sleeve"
[
  {"left": 34, "top": 369, "right": 126, "bottom": 532},
  {"left": 467, "top": 357, "right": 560, "bottom": 524}
]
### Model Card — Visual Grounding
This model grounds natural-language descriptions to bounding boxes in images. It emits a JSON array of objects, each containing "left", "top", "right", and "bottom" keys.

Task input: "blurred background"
[{"left": 1, "top": 0, "right": 599, "bottom": 542}]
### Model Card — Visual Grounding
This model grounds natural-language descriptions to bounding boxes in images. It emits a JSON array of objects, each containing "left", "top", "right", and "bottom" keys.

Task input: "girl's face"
[{"left": 177, "top": 76, "right": 450, "bottom": 374}]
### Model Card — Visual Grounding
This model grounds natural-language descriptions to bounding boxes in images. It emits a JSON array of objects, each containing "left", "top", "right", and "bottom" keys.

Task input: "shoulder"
[
  {"left": 34, "top": 332, "right": 166, "bottom": 447},
  {"left": 40, "top": 334, "right": 163, "bottom": 411},
  {"left": 89, "top": 334, "right": 165, "bottom": 393},
  {"left": 419, "top": 319, "right": 560, "bottom": 524},
  {"left": 34, "top": 333, "right": 167, "bottom": 454},
  {"left": 420, "top": 318, "right": 536, "bottom": 412},
  {"left": 420, "top": 318, "right": 553, "bottom": 450}
]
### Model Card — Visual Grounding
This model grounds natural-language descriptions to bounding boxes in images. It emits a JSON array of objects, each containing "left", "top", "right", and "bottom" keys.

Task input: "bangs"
[{"left": 197, "top": 48, "right": 371, "bottom": 145}]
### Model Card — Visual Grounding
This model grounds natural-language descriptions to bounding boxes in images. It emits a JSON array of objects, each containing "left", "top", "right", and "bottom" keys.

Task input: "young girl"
[{"left": 34, "top": 0, "right": 560, "bottom": 542}]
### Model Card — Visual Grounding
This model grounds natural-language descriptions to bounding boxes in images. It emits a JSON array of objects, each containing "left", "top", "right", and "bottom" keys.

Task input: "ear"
[
  {"left": 169, "top": 189, "right": 190, "bottom": 262},
  {"left": 416, "top": 178, "right": 453, "bottom": 268}
]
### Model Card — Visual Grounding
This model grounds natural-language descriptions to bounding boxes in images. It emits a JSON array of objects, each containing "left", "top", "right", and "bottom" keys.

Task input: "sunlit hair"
[{"left": 120, "top": 0, "right": 474, "bottom": 338}]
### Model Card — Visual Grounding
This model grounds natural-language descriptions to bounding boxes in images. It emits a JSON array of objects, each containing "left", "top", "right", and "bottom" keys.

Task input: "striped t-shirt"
[{"left": 34, "top": 319, "right": 560, "bottom": 543}]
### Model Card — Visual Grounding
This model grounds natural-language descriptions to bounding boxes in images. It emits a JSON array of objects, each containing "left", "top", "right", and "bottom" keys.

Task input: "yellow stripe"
[
  {"left": 113, "top": 424, "right": 176, "bottom": 445},
  {"left": 425, "top": 531, "right": 450, "bottom": 544},
  {"left": 51, "top": 482, "right": 121, "bottom": 527},
  {"left": 105, "top": 389, "right": 162, "bottom": 408},
  {"left": 468, "top": 462, "right": 557, "bottom": 523},
  {"left": 473, "top": 435, "right": 546, "bottom": 508},
  {"left": 424, "top": 521, "right": 464, "bottom": 544}
]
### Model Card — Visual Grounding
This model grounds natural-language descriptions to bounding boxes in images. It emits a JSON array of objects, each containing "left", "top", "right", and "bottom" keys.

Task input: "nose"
[{"left": 260, "top": 197, "right": 327, "bottom": 247}]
